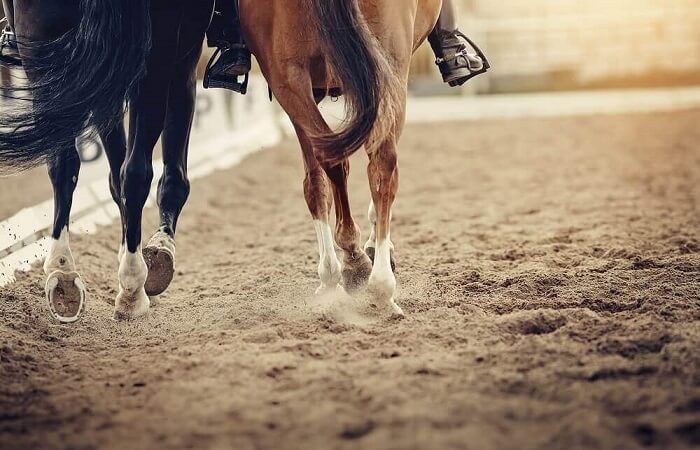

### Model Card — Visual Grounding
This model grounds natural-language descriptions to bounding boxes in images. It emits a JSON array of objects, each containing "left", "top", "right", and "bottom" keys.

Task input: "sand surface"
[{"left": 1, "top": 112, "right": 699, "bottom": 450}]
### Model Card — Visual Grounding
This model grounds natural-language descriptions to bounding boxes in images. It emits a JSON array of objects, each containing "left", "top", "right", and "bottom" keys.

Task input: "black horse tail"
[
  {"left": 307, "top": 0, "right": 403, "bottom": 166},
  {"left": 0, "top": 0, "right": 152, "bottom": 174}
]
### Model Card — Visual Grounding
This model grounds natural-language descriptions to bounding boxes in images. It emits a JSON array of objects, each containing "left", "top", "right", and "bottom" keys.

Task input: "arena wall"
[{"left": 411, "top": 0, "right": 700, "bottom": 93}]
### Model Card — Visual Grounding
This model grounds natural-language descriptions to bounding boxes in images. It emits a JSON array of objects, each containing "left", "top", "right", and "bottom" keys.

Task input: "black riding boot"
[
  {"left": 428, "top": 0, "right": 489, "bottom": 87},
  {"left": 204, "top": 0, "right": 251, "bottom": 94},
  {"left": 0, "top": 24, "right": 21, "bottom": 66}
]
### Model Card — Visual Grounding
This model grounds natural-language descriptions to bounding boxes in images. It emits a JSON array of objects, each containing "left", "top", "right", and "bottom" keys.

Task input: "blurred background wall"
[
  {"left": 410, "top": 0, "right": 700, "bottom": 94},
  {"left": 4, "top": 2, "right": 700, "bottom": 95}
]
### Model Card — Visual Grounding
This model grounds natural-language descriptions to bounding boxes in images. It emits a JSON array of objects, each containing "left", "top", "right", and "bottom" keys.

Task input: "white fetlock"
[
  {"left": 42, "top": 228, "right": 86, "bottom": 323},
  {"left": 313, "top": 220, "right": 342, "bottom": 294},
  {"left": 43, "top": 228, "right": 75, "bottom": 275},
  {"left": 364, "top": 202, "right": 377, "bottom": 257},
  {"left": 114, "top": 247, "right": 150, "bottom": 321},
  {"left": 367, "top": 238, "right": 404, "bottom": 316}
]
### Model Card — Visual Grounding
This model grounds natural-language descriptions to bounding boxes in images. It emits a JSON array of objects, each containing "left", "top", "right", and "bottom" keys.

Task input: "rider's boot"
[
  {"left": 203, "top": 2, "right": 251, "bottom": 94},
  {"left": 0, "top": 24, "right": 21, "bottom": 66},
  {"left": 428, "top": 0, "right": 489, "bottom": 87}
]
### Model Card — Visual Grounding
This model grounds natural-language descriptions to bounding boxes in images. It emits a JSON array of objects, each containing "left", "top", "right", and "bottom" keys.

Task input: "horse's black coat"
[
  {"left": 0, "top": 0, "right": 214, "bottom": 250},
  {"left": 0, "top": 0, "right": 151, "bottom": 173}
]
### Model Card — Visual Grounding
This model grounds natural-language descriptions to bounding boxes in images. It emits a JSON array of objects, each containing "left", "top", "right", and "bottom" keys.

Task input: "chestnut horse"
[{"left": 242, "top": 0, "right": 441, "bottom": 315}]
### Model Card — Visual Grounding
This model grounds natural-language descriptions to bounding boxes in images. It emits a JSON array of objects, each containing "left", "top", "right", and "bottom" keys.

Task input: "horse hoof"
[
  {"left": 113, "top": 288, "right": 150, "bottom": 321},
  {"left": 143, "top": 245, "right": 174, "bottom": 297},
  {"left": 45, "top": 270, "right": 86, "bottom": 323},
  {"left": 342, "top": 252, "right": 373, "bottom": 293}
]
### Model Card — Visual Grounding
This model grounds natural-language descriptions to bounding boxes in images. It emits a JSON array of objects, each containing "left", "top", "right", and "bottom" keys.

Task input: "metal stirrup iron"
[
  {"left": 436, "top": 31, "right": 490, "bottom": 87},
  {"left": 203, "top": 47, "right": 250, "bottom": 94}
]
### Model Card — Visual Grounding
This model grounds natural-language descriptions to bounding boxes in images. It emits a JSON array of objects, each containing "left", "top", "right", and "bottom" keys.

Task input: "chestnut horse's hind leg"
[
  {"left": 294, "top": 123, "right": 342, "bottom": 294},
  {"left": 325, "top": 160, "right": 373, "bottom": 292},
  {"left": 363, "top": 201, "right": 395, "bottom": 272},
  {"left": 43, "top": 148, "right": 86, "bottom": 323},
  {"left": 365, "top": 87, "right": 407, "bottom": 316}
]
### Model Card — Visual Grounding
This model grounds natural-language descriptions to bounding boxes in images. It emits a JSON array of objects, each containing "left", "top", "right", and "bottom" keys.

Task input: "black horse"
[{"left": 0, "top": 0, "right": 215, "bottom": 322}]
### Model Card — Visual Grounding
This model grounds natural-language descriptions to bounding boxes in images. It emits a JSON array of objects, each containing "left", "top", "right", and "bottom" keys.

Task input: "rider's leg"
[
  {"left": 203, "top": 0, "right": 251, "bottom": 92},
  {"left": 1, "top": 0, "right": 20, "bottom": 65},
  {"left": 428, "top": 0, "right": 489, "bottom": 87}
]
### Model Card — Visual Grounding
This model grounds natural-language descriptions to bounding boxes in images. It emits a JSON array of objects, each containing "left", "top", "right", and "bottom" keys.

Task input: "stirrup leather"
[{"left": 203, "top": 47, "right": 249, "bottom": 94}]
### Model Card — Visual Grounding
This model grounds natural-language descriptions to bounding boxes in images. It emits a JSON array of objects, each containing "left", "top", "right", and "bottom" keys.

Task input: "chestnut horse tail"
[
  {"left": 307, "top": 0, "right": 403, "bottom": 166},
  {"left": 0, "top": 0, "right": 152, "bottom": 174}
]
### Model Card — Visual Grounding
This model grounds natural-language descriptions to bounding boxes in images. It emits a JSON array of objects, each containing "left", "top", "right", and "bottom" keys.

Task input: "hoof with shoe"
[
  {"left": 143, "top": 246, "right": 174, "bottom": 296},
  {"left": 45, "top": 270, "right": 86, "bottom": 323},
  {"left": 143, "top": 232, "right": 176, "bottom": 297}
]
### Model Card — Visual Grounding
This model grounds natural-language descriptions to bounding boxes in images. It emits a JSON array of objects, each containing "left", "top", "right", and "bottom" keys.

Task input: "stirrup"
[
  {"left": 203, "top": 48, "right": 249, "bottom": 94},
  {"left": 436, "top": 31, "right": 490, "bottom": 87}
]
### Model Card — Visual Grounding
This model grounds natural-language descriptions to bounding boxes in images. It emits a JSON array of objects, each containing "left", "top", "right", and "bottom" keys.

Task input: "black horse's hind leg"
[
  {"left": 114, "top": 3, "right": 182, "bottom": 320},
  {"left": 143, "top": 45, "right": 200, "bottom": 297},
  {"left": 47, "top": 150, "right": 80, "bottom": 241},
  {"left": 142, "top": 0, "right": 213, "bottom": 298},
  {"left": 12, "top": 1, "right": 85, "bottom": 322},
  {"left": 157, "top": 51, "right": 198, "bottom": 237},
  {"left": 42, "top": 147, "right": 87, "bottom": 322}
]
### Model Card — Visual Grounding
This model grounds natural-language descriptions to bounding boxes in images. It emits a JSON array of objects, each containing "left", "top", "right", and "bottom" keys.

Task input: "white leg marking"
[
  {"left": 364, "top": 202, "right": 394, "bottom": 254},
  {"left": 115, "top": 246, "right": 150, "bottom": 320},
  {"left": 43, "top": 227, "right": 75, "bottom": 274},
  {"left": 313, "top": 220, "right": 342, "bottom": 294},
  {"left": 368, "top": 237, "right": 403, "bottom": 315},
  {"left": 364, "top": 202, "right": 377, "bottom": 253},
  {"left": 118, "top": 247, "right": 148, "bottom": 294},
  {"left": 43, "top": 228, "right": 86, "bottom": 323}
]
